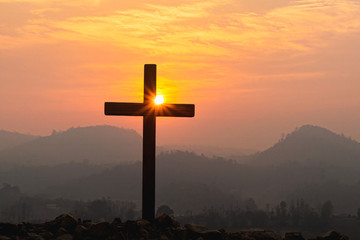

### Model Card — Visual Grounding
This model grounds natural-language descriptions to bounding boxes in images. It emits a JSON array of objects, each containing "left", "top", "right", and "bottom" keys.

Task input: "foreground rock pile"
[{"left": 0, "top": 214, "right": 349, "bottom": 240}]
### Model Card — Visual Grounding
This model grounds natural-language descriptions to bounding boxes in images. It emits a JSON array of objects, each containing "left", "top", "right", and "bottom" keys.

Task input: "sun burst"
[{"left": 154, "top": 95, "right": 164, "bottom": 105}]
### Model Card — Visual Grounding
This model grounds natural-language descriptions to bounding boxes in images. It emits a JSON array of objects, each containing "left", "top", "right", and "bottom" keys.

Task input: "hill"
[
  {"left": 251, "top": 125, "right": 360, "bottom": 168},
  {"left": 0, "top": 130, "right": 38, "bottom": 151},
  {"left": 0, "top": 125, "right": 142, "bottom": 166},
  {"left": 38, "top": 125, "right": 360, "bottom": 216},
  {"left": 2, "top": 124, "right": 360, "bottom": 215}
]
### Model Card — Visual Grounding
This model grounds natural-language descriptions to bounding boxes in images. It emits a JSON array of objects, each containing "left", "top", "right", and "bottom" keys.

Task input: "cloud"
[
  {"left": 2, "top": 0, "right": 359, "bottom": 55},
  {"left": 1, "top": 0, "right": 359, "bottom": 97},
  {"left": 1, "top": 0, "right": 360, "bottom": 147}
]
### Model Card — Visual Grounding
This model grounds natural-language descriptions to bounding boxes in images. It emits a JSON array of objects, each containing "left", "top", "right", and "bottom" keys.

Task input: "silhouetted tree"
[
  {"left": 88, "top": 199, "right": 111, "bottom": 221},
  {"left": 156, "top": 205, "right": 174, "bottom": 217},
  {"left": 125, "top": 206, "right": 137, "bottom": 220},
  {"left": 320, "top": 200, "right": 333, "bottom": 224},
  {"left": 245, "top": 198, "right": 258, "bottom": 212},
  {"left": 280, "top": 201, "right": 287, "bottom": 217}
]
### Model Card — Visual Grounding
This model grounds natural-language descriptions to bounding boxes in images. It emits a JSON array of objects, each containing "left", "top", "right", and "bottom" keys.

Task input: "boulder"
[
  {"left": 135, "top": 219, "right": 151, "bottom": 227},
  {"left": 229, "top": 229, "right": 282, "bottom": 240},
  {"left": 56, "top": 234, "right": 74, "bottom": 240},
  {"left": 88, "top": 222, "right": 115, "bottom": 239},
  {"left": 285, "top": 232, "right": 305, "bottom": 240},
  {"left": 320, "top": 231, "right": 349, "bottom": 240},
  {"left": 111, "top": 217, "right": 122, "bottom": 227},
  {"left": 185, "top": 223, "right": 223, "bottom": 240},
  {"left": 0, "top": 223, "right": 17, "bottom": 236},
  {"left": 0, "top": 236, "right": 11, "bottom": 240},
  {"left": 45, "top": 214, "right": 78, "bottom": 233},
  {"left": 74, "top": 224, "right": 87, "bottom": 239},
  {"left": 26, "top": 232, "right": 45, "bottom": 240},
  {"left": 155, "top": 214, "right": 180, "bottom": 230},
  {"left": 309, "top": 231, "right": 349, "bottom": 240},
  {"left": 172, "top": 227, "right": 187, "bottom": 240},
  {"left": 56, "top": 227, "right": 68, "bottom": 236},
  {"left": 39, "top": 231, "right": 54, "bottom": 239}
]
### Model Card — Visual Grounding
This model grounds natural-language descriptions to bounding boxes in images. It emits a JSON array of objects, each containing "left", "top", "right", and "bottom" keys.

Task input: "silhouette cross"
[{"left": 104, "top": 64, "right": 195, "bottom": 220}]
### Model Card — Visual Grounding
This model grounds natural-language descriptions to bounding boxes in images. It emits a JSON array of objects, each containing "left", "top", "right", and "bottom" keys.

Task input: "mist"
[{"left": 1, "top": 124, "right": 360, "bottom": 238}]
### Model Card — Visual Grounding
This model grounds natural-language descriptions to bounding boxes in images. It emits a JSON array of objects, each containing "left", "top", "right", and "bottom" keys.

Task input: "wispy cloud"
[
  {"left": 1, "top": 0, "right": 360, "bottom": 145},
  {"left": 2, "top": 0, "right": 359, "bottom": 55},
  {"left": 1, "top": 0, "right": 359, "bottom": 97}
]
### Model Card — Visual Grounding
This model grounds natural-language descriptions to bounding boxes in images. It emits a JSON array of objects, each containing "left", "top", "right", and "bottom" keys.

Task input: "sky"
[{"left": 1, "top": 0, "right": 360, "bottom": 150}]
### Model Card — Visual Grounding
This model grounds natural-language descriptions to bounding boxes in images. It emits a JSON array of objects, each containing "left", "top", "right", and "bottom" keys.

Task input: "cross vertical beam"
[{"left": 143, "top": 64, "right": 156, "bottom": 220}]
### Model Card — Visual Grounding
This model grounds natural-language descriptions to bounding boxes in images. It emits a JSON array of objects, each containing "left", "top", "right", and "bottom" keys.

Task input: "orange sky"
[{"left": 1, "top": 0, "right": 360, "bottom": 150}]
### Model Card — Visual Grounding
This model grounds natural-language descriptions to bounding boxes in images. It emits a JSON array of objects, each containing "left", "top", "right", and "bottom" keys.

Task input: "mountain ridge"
[
  {"left": 1, "top": 124, "right": 360, "bottom": 215},
  {"left": 0, "top": 130, "right": 39, "bottom": 151},
  {"left": 2, "top": 124, "right": 360, "bottom": 168},
  {"left": 250, "top": 124, "right": 360, "bottom": 167},
  {"left": 0, "top": 125, "right": 142, "bottom": 166}
]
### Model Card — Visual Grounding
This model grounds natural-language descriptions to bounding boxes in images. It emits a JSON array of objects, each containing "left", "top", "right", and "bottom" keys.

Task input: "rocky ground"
[{"left": 0, "top": 214, "right": 349, "bottom": 240}]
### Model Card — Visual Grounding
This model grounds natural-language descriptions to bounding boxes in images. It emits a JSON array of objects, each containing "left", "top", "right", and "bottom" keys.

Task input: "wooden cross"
[{"left": 104, "top": 64, "right": 195, "bottom": 220}]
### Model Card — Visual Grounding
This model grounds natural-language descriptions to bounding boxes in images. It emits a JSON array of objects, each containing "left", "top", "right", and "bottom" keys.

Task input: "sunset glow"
[{"left": 1, "top": 0, "right": 360, "bottom": 149}]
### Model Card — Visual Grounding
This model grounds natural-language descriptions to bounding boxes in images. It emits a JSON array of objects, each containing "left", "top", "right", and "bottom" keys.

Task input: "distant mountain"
[
  {"left": 0, "top": 130, "right": 38, "bottom": 151},
  {"left": 251, "top": 125, "right": 360, "bottom": 168},
  {"left": 3, "top": 124, "right": 360, "bottom": 215},
  {"left": 0, "top": 125, "right": 141, "bottom": 166}
]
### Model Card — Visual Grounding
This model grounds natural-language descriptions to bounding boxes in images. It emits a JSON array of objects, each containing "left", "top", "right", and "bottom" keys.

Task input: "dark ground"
[{"left": 0, "top": 213, "right": 349, "bottom": 240}]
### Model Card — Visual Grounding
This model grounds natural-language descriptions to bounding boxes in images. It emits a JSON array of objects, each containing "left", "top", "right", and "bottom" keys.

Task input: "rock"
[
  {"left": 56, "top": 227, "right": 68, "bottom": 236},
  {"left": 39, "top": 231, "right": 54, "bottom": 239},
  {"left": 285, "top": 232, "right": 305, "bottom": 240},
  {"left": 185, "top": 223, "right": 209, "bottom": 233},
  {"left": 88, "top": 222, "right": 114, "bottom": 239},
  {"left": 160, "top": 235, "right": 169, "bottom": 240},
  {"left": 185, "top": 224, "right": 222, "bottom": 240},
  {"left": 155, "top": 214, "right": 180, "bottom": 230},
  {"left": 0, "top": 223, "right": 17, "bottom": 236},
  {"left": 136, "top": 219, "right": 151, "bottom": 227},
  {"left": 0, "top": 236, "right": 11, "bottom": 240},
  {"left": 83, "top": 220, "right": 92, "bottom": 228},
  {"left": 322, "top": 231, "right": 349, "bottom": 240},
  {"left": 106, "top": 236, "right": 121, "bottom": 240},
  {"left": 111, "top": 217, "right": 122, "bottom": 227},
  {"left": 45, "top": 214, "right": 78, "bottom": 233},
  {"left": 172, "top": 227, "right": 187, "bottom": 240},
  {"left": 74, "top": 224, "right": 87, "bottom": 239},
  {"left": 124, "top": 220, "right": 137, "bottom": 234},
  {"left": 309, "top": 231, "right": 350, "bottom": 240},
  {"left": 138, "top": 227, "right": 151, "bottom": 239},
  {"left": 229, "top": 229, "right": 282, "bottom": 240},
  {"left": 56, "top": 234, "right": 74, "bottom": 240},
  {"left": 27, "top": 232, "right": 45, "bottom": 240}
]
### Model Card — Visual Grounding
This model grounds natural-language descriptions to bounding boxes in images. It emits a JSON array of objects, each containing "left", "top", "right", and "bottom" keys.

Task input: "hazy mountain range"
[
  {"left": 0, "top": 125, "right": 142, "bottom": 166},
  {"left": 0, "top": 130, "right": 38, "bottom": 152},
  {"left": 251, "top": 125, "right": 360, "bottom": 168},
  {"left": 0, "top": 125, "right": 255, "bottom": 166},
  {"left": 1, "top": 124, "right": 360, "bottom": 215}
]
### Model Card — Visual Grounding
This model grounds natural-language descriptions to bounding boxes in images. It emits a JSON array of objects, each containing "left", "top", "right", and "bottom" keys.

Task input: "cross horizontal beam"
[{"left": 105, "top": 102, "right": 195, "bottom": 117}]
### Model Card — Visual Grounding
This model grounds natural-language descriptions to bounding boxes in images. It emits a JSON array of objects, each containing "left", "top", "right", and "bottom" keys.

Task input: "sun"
[{"left": 154, "top": 95, "right": 164, "bottom": 105}]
